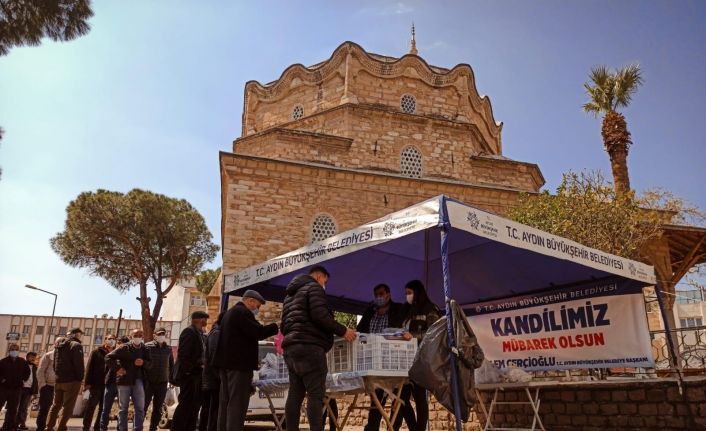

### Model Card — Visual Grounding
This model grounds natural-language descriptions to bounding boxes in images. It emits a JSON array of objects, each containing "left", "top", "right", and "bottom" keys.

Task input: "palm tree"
[{"left": 583, "top": 64, "right": 644, "bottom": 194}]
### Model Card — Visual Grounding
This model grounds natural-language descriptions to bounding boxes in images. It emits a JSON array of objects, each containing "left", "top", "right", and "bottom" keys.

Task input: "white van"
[{"left": 159, "top": 343, "right": 285, "bottom": 429}]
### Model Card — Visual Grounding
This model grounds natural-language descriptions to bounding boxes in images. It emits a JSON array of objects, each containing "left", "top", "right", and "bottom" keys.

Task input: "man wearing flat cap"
[
  {"left": 214, "top": 290, "right": 278, "bottom": 431},
  {"left": 172, "top": 311, "right": 209, "bottom": 431}
]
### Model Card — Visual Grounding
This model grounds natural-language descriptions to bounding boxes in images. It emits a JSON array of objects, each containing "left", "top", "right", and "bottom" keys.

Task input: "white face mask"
[
  {"left": 106, "top": 339, "right": 116, "bottom": 348},
  {"left": 131, "top": 338, "right": 143, "bottom": 346},
  {"left": 9, "top": 351, "right": 19, "bottom": 358},
  {"left": 155, "top": 335, "right": 166, "bottom": 343},
  {"left": 406, "top": 294, "right": 414, "bottom": 305},
  {"left": 73, "top": 334, "right": 82, "bottom": 342},
  {"left": 252, "top": 307, "right": 260, "bottom": 317}
]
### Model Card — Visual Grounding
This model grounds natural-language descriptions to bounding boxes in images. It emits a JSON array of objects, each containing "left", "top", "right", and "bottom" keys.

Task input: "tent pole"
[
  {"left": 439, "top": 200, "right": 463, "bottom": 430},
  {"left": 654, "top": 284, "right": 685, "bottom": 394},
  {"left": 424, "top": 229, "right": 430, "bottom": 289},
  {"left": 220, "top": 292, "right": 229, "bottom": 313}
]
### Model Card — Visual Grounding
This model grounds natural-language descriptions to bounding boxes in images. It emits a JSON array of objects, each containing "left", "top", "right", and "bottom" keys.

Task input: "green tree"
[
  {"left": 51, "top": 189, "right": 219, "bottom": 339},
  {"left": 0, "top": 0, "right": 93, "bottom": 56},
  {"left": 583, "top": 64, "right": 644, "bottom": 194},
  {"left": 196, "top": 267, "right": 221, "bottom": 295},
  {"left": 334, "top": 312, "right": 358, "bottom": 328},
  {"left": 508, "top": 171, "right": 668, "bottom": 261}
]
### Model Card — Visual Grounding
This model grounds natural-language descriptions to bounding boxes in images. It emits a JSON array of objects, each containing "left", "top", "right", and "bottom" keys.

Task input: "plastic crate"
[
  {"left": 354, "top": 333, "right": 418, "bottom": 373},
  {"left": 328, "top": 337, "right": 353, "bottom": 373},
  {"left": 259, "top": 353, "right": 289, "bottom": 380}
]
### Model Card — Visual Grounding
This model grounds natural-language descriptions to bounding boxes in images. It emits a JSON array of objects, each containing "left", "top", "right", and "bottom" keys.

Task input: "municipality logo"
[
  {"left": 467, "top": 211, "right": 480, "bottom": 230},
  {"left": 383, "top": 222, "right": 395, "bottom": 237},
  {"left": 628, "top": 262, "right": 637, "bottom": 276}
]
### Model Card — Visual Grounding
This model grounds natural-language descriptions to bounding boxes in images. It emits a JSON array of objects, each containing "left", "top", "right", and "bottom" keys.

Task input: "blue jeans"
[
  {"left": 117, "top": 380, "right": 145, "bottom": 431},
  {"left": 100, "top": 383, "right": 118, "bottom": 431}
]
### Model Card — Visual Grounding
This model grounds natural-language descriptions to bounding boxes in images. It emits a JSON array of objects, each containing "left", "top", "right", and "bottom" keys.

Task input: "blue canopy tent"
[{"left": 223, "top": 195, "right": 660, "bottom": 429}]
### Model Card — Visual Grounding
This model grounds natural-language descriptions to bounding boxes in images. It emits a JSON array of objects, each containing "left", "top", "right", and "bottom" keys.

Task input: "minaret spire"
[{"left": 409, "top": 22, "right": 418, "bottom": 55}]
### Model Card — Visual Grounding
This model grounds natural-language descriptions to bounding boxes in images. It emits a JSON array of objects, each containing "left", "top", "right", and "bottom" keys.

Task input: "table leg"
[
  {"left": 338, "top": 394, "right": 358, "bottom": 430},
  {"left": 484, "top": 388, "right": 499, "bottom": 431},
  {"left": 524, "top": 387, "right": 545, "bottom": 431},
  {"left": 370, "top": 388, "right": 394, "bottom": 431},
  {"left": 388, "top": 384, "right": 405, "bottom": 425},
  {"left": 265, "top": 392, "right": 285, "bottom": 431}
]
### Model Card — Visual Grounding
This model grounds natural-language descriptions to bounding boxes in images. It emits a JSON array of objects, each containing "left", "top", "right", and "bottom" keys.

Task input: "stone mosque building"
[{"left": 210, "top": 37, "right": 545, "bottom": 321}]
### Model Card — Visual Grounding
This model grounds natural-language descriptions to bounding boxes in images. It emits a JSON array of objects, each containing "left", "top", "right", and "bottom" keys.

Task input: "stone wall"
[
  {"left": 473, "top": 378, "right": 706, "bottom": 431},
  {"left": 234, "top": 105, "right": 543, "bottom": 192}
]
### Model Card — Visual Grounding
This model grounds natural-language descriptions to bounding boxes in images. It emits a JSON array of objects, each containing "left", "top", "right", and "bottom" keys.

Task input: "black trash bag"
[{"left": 408, "top": 300, "right": 484, "bottom": 422}]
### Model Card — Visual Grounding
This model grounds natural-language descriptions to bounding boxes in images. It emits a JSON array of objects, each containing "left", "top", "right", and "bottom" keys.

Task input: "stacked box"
[
  {"left": 354, "top": 333, "right": 418, "bottom": 373},
  {"left": 328, "top": 337, "right": 354, "bottom": 373}
]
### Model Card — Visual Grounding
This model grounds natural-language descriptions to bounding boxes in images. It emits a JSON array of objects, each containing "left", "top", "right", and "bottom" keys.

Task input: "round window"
[
  {"left": 292, "top": 104, "right": 304, "bottom": 120},
  {"left": 311, "top": 214, "right": 337, "bottom": 243}
]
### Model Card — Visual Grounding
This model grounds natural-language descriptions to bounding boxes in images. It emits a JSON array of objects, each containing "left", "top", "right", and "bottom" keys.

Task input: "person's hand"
[
  {"left": 117, "top": 368, "right": 126, "bottom": 377},
  {"left": 343, "top": 328, "right": 357, "bottom": 342},
  {"left": 135, "top": 358, "right": 144, "bottom": 367},
  {"left": 402, "top": 332, "right": 413, "bottom": 341}
]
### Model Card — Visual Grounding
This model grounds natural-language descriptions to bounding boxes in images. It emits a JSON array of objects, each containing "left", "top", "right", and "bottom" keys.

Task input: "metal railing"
[{"left": 649, "top": 325, "right": 706, "bottom": 372}]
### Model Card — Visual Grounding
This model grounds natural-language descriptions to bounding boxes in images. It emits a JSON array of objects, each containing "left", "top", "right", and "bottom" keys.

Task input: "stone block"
[
  {"left": 560, "top": 391, "right": 575, "bottom": 402},
  {"left": 646, "top": 388, "right": 667, "bottom": 402},
  {"left": 618, "top": 403, "right": 637, "bottom": 415},
  {"left": 638, "top": 402, "right": 657, "bottom": 416},
  {"left": 628, "top": 388, "right": 646, "bottom": 401},
  {"left": 599, "top": 403, "right": 619, "bottom": 415},
  {"left": 612, "top": 389, "right": 628, "bottom": 402}
]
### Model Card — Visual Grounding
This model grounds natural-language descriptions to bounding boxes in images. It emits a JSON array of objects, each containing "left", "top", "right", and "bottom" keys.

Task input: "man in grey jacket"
[{"left": 36, "top": 337, "right": 64, "bottom": 431}]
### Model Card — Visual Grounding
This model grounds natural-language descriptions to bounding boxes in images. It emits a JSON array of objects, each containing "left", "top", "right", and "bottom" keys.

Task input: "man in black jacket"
[
  {"left": 82, "top": 335, "right": 115, "bottom": 431},
  {"left": 47, "top": 328, "right": 84, "bottom": 431},
  {"left": 144, "top": 328, "right": 173, "bottom": 431},
  {"left": 16, "top": 351, "right": 38, "bottom": 430},
  {"left": 281, "top": 266, "right": 356, "bottom": 431},
  {"left": 214, "top": 291, "right": 278, "bottom": 431},
  {"left": 171, "top": 311, "right": 208, "bottom": 431},
  {"left": 0, "top": 343, "right": 31, "bottom": 431},
  {"left": 356, "top": 284, "right": 404, "bottom": 431},
  {"left": 105, "top": 330, "right": 152, "bottom": 431}
]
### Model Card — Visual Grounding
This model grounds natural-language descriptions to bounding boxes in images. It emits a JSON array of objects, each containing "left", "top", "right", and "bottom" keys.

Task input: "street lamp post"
[{"left": 25, "top": 284, "right": 57, "bottom": 354}]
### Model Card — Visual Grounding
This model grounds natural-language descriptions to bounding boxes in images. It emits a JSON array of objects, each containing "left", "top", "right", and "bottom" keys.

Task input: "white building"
[
  {"left": 161, "top": 279, "right": 209, "bottom": 331},
  {"left": 0, "top": 314, "right": 181, "bottom": 358}
]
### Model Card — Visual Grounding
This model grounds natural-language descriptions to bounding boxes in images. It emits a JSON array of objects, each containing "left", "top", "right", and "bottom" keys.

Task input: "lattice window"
[
  {"left": 292, "top": 104, "right": 304, "bottom": 120},
  {"left": 400, "top": 94, "right": 416, "bottom": 114},
  {"left": 400, "top": 146, "right": 423, "bottom": 178},
  {"left": 311, "top": 214, "right": 337, "bottom": 243}
]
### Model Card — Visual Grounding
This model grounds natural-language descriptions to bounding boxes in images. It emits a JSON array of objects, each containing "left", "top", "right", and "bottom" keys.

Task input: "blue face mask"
[
  {"left": 373, "top": 297, "right": 388, "bottom": 307},
  {"left": 9, "top": 351, "right": 19, "bottom": 358}
]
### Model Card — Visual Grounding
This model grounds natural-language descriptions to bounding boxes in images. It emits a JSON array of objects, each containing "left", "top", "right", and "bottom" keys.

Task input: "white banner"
[
  {"left": 446, "top": 200, "right": 656, "bottom": 284},
  {"left": 466, "top": 280, "right": 654, "bottom": 371},
  {"left": 224, "top": 197, "right": 442, "bottom": 293}
]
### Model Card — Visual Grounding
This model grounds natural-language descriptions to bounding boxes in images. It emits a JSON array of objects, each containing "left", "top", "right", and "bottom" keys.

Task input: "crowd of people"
[{"left": 0, "top": 264, "right": 439, "bottom": 431}]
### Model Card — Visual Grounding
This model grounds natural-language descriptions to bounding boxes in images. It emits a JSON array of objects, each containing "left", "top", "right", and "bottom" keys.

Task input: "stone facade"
[
  {"left": 217, "top": 42, "right": 544, "bottom": 307},
  {"left": 214, "top": 41, "right": 547, "bottom": 428}
]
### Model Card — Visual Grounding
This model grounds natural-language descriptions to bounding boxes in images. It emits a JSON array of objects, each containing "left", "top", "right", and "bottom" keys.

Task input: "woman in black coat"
[{"left": 396, "top": 280, "right": 441, "bottom": 431}]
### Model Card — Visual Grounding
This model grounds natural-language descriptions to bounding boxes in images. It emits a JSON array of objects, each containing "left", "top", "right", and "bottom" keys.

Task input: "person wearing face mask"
[
  {"left": 0, "top": 343, "right": 31, "bottom": 431},
  {"left": 82, "top": 335, "right": 115, "bottom": 431},
  {"left": 99, "top": 336, "right": 129, "bottom": 431},
  {"left": 395, "top": 280, "right": 441, "bottom": 431},
  {"left": 105, "top": 329, "right": 152, "bottom": 431},
  {"left": 355, "top": 284, "right": 404, "bottom": 431},
  {"left": 143, "top": 328, "right": 174, "bottom": 431},
  {"left": 171, "top": 311, "right": 209, "bottom": 431},
  {"left": 213, "top": 290, "right": 278, "bottom": 431},
  {"left": 16, "top": 351, "right": 38, "bottom": 430},
  {"left": 281, "top": 266, "right": 357, "bottom": 431},
  {"left": 47, "top": 328, "right": 85, "bottom": 431}
]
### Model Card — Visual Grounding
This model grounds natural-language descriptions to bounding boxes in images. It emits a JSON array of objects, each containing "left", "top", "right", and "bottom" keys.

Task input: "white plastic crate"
[
  {"left": 354, "top": 333, "right": 418, "bottom": 373},
  {"left": 259, "top": 353, "right": 289, "bottom": 380},
  {"left": 328, "top": 337, "right": 353, "bottom": 373}
]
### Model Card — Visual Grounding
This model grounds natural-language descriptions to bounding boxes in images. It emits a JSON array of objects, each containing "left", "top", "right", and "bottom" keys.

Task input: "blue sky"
[{"left": 1, "top": 1, "right": 704, "bottom": 319}]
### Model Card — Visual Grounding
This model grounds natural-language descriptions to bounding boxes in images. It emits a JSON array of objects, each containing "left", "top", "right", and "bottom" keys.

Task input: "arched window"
[
  {"left": 292, "top": 104, "right": 304, "bottom": 120},
  {"left": 311, "top": 214, "right": 337, "bottom": 243},
  {"left": 400, "top": 94, "right": 416, "bottom": 114},
  {"left": 400, "top": 146, "right": 423, "bottom": 178}
]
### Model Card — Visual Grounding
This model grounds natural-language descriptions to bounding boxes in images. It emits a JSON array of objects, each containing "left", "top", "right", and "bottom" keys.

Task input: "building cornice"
[{"left": 243, "top": 41, "right": 502, "bottom": 143}]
